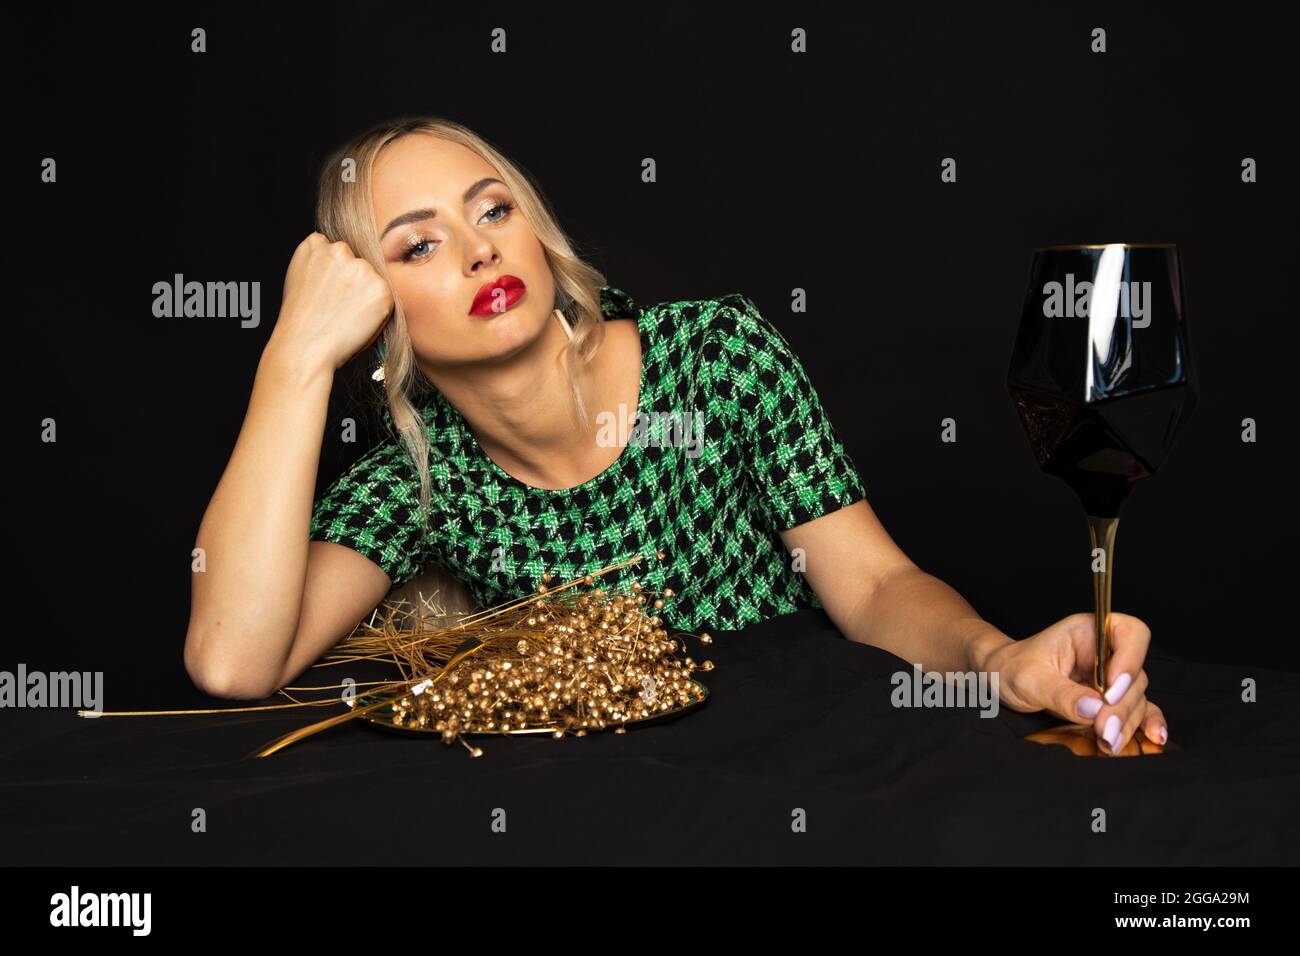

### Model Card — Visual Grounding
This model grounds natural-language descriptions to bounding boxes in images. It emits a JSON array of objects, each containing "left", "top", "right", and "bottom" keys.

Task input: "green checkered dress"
[{"left": 309, "top": 286, "right": 867, "bottom": 633}]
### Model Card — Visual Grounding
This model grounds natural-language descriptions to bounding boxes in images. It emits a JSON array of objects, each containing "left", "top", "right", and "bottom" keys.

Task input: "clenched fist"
[{"left": 267, "top": 232, "right": 395, "bottom": 375}]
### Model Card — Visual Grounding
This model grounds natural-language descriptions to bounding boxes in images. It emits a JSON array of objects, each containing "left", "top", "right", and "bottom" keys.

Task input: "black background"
[{"left": 6, "top": 1, "right": 1298, "bottom": 709}]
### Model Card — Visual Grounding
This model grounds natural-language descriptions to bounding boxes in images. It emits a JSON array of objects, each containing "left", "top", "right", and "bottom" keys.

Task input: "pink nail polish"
[
  {"left": 1077, "top": 696, "right": 1103, "bottom": 719},
  {"left": 1158, "top": 725, "right": 1168, "bottom": 745},
  {"left": 1103, "top": 714, "right": 1122, "bottom": 751},
  {"left": 1104, "top": 672, "right": 1132, "bottom": 706}
]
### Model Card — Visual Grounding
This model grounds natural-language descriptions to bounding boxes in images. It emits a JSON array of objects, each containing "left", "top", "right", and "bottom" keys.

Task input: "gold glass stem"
[
  {"left": 1086, "top": 514, "right": 1120, "bottom": 696},
  {"left": 1024, "top": 512, "right": 1170, "bottom": 755}
]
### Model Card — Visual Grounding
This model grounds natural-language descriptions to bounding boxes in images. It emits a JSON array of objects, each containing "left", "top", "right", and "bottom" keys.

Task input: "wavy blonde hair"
[{"left": 314, "top": 116, "right": 610, "bottom": 538}]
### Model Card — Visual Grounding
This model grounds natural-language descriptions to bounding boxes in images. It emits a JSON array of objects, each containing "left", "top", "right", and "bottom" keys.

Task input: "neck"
[{"left": 423, "top": 313, "right": 622, "bottom": 489}]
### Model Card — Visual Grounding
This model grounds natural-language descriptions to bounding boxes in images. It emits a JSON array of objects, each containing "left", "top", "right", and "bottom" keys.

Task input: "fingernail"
[
  {"left": 1103, "top": 714, "right": 1122, "bottom": 751},
  {"left": 1104, "top": 672, "right": 1133, "bottom": 706},
  {"left": 1158, "top": 725, "right": 1168, "bottom": 745},
  {"left": 1077, "top": 696, "right": 1103, "bottom": 719}
]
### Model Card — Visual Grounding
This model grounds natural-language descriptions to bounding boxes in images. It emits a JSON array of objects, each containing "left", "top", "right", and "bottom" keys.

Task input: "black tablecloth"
[{"left": 4, "top": 608, "right": 1299, "bottom": 865}]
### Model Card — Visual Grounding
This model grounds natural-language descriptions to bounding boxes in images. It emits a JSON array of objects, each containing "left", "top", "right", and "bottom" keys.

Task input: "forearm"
[
  {"left": 842, "top": 566, "right": 1014, "bottom": 674},
  {"left": 186, "top": 346, "right": 333, "bottom": 688}
]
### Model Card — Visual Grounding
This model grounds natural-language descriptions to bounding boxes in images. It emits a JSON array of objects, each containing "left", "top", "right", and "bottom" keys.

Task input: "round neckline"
[{"left": 434, "top": 305, "right": 652, "bottom": 496}]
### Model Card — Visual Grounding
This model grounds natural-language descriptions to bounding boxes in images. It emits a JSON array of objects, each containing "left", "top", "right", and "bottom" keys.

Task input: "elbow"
[{"left": 184, "top": 630, "right": 281, "bottom": 701}]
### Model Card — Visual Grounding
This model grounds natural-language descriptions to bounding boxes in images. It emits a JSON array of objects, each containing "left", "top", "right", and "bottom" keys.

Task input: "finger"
[
  {"left": 1104, "top": 692, "right": 1149, "bottom": 756},
  {"left": 1096, "top": 670, "right": 1149, "bottom": 753},
  {"left": 1061, "top": 613, "right": 1102, "bottom": 683},
  {"left": 1099, "top": 612, "right": 1151, "bottom": 708},
  {"left": 1097, "top": 698, "right": 1141, "bottom": 756},
  {"left": 1022, "top": 663, "right": 1108, "bottom": 726},
  {"left": 1140, "top": 700, "right": 1169, "bottom": 747}
]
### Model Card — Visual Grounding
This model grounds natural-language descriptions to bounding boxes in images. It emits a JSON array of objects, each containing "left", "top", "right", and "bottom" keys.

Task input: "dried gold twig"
[{"left": 84, "top": 552, "right": 713, "bottom": 762}]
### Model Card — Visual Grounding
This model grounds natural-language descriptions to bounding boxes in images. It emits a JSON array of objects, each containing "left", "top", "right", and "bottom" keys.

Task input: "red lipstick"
[{"left": 469, "top": 275, "right": 526, "bottom": 316}]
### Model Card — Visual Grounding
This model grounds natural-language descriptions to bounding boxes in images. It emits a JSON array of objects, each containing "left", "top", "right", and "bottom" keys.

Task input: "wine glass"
[{"left": 1007, "top": 243, "right": 1197, "bottom": 756}]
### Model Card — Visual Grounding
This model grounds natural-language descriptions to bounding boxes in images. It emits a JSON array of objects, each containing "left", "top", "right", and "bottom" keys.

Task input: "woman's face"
[{"left": 370, "top": 133, "right": 555, "bottom": 368}]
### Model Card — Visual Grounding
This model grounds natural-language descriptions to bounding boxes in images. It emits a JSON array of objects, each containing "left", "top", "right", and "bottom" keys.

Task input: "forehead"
[{"left": 371, "top": 134, "right": 498, "bottom": 220}]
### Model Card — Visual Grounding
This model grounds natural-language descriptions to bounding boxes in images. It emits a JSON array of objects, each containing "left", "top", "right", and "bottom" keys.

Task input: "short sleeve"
[
  {"left": 308, "top": 439, "right": 431, "bottom": 589},
  {"left": 712, "top": 294, "right": 867, "bottom": 531}
]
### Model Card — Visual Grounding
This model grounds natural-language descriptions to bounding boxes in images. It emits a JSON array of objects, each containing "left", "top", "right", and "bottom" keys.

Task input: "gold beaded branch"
[
  {"left": 256, "top": 549, "right": 713, "bottom": 757},
  {"left": 83, "top": 551, "right": 714, "bottom": 760}
]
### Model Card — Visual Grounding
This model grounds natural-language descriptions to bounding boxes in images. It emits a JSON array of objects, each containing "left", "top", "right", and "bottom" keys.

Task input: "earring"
[
  {"left": 554, "top": 308, "right": 574, "bottom": 342},
  {"left": 371, "top": 340, "right": 387, "bottom": 383}
]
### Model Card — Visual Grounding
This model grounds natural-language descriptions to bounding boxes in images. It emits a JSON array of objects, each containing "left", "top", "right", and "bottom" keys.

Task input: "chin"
[{"left": 474, "top": 307, "right": 547, "bottom": 357}]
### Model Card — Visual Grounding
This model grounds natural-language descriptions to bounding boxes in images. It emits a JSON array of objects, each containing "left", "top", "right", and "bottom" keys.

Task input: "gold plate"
[{"left": 354, "top": 679, "right": 710, "bottom": 737}]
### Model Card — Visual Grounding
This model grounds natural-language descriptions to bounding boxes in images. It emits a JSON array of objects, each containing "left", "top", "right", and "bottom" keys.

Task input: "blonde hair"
[{"left": 314, "top": 115, "right": 610, "bottom": 535}]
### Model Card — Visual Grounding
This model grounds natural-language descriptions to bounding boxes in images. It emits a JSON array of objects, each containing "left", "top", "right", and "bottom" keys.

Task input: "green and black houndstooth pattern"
[{"left": 309, "top": 286, "right": 867, "bottom": 633}]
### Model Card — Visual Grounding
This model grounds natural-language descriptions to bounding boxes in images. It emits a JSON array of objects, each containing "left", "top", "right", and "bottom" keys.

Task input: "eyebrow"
[{"left": 378, "top": 177, "right": 507, "bottom": 241}]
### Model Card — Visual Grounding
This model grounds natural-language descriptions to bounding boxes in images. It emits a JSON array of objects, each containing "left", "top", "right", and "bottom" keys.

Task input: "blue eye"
[
  {"left": 399, "top": 201, "right": 516, "bottom": 262},
  {"left": 482, "top": 200, "right": 514, "bottom": 223},
  {"left": 401, "top": 238, "right": 436, "bottom": 262}
]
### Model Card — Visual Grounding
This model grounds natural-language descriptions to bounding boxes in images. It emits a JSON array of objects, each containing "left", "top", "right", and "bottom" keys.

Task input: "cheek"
[
  {"left": 498, "top": 224, "right": 547, "bottom": 273},
  {"left": 394, "top": 273, "right": 458, "bottom": 330}
]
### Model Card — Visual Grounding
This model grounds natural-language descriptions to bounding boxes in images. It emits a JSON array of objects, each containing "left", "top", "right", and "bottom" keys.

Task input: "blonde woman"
[{"left": 183, "top": 116, "right": 1168, "bottom": 756}]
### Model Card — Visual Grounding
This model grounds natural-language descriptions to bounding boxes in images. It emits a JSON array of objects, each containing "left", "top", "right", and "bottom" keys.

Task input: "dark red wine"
[
  {"left": 1007, "top": 386, "right": 1153, "bottom": 518},
  {"left": 1007, "top": 244, "right": 1197, "bottom": 518}
]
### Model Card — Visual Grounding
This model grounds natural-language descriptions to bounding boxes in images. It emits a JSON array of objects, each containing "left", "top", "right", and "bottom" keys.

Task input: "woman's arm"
[
  {"left": 185, "top": 349, "right": 329, "bottom": 696},
  {"left": 185, "top": 233, "right": 395, "bottom": 698},
  {"left": 780, "top": 498, "right": 1011, "bottom": 673},
  {"left": 781, "top": 497, "right": 1168, "bottom": 753}
]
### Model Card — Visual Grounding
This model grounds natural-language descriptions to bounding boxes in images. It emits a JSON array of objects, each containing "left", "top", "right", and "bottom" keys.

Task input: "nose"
[{"left": 464, "top": 231, "right": 501, "bottom": 274}]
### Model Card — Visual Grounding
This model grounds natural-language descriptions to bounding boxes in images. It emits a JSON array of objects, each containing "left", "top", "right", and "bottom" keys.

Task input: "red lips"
[{"left": 469, "top": 275, "right": 526, "bottom": 316}]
